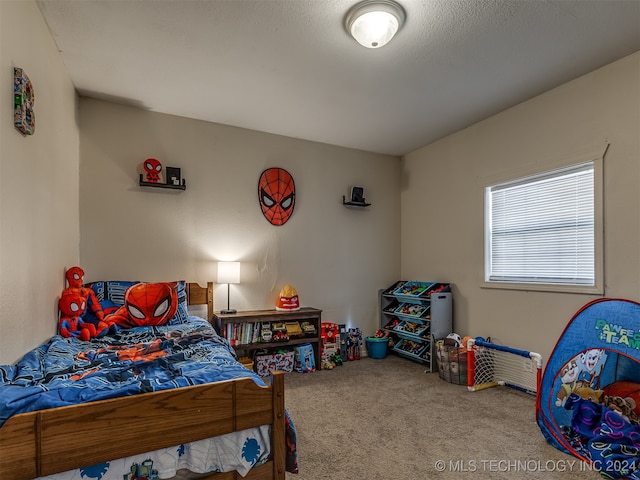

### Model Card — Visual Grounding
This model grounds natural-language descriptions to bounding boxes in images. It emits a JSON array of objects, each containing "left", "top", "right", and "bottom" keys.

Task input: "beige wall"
[
  {"left": 0, "top": 0, "right": 80, "bottom": 363},
  {"left": 401, "top": 52, "right": 640, "bottom": 361},
  {"left": 79, "top": 98, "right": 401, "bottom": 334}
]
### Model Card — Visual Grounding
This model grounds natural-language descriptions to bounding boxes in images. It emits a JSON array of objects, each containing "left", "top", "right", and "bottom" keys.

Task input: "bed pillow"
[
  {"left": 169, "top": 280, "right": 190, "bottom": 325},
  {"left": 84, "top": 280, "right": 190, "bottom": 327}
]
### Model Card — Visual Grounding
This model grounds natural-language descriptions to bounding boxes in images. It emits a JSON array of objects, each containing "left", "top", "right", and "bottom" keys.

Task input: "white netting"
[{"left": 471, "top": 343, "right": 540, "bottom": 394}]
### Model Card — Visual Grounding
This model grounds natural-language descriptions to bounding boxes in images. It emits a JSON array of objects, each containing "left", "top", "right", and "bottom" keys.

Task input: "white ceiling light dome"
[{"left": 345, "top": 0, "right": 406, "bottom": 49}]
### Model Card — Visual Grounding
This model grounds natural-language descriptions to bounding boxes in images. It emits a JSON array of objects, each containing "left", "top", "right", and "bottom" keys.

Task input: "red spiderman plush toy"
[
  {"left": 59, "top": 291, "right": 96, "bottom": 340},
  {"left": 59, "top": 266, "right": 108, "bottom": 339},
  {"left": 104, "top": 282, "right": 179, "bottom": 331}
]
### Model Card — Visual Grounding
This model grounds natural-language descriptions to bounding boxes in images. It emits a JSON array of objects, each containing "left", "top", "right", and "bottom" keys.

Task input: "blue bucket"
[{"left": 366, "top": 336, "right": 390, "bottom": 359}]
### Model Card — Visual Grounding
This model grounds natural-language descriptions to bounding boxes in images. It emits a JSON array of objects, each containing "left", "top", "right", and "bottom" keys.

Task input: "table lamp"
[{"left": 218, "top": 261, "right": 240, "bottom": 314}]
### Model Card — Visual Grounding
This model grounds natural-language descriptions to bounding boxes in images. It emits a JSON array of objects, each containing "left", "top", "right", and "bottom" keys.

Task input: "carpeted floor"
[{"left": 284, "top": 354, "right": 601, "bottom": 480}]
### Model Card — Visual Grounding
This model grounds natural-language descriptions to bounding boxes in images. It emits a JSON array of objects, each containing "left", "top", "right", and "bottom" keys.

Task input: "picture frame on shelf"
[{"left": 165, "top": 167, "right": 182, "bottom": 186}]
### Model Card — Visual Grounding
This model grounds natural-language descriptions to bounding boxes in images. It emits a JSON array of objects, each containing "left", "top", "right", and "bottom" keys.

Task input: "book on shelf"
[
  {"left": 225, "top": 322, "right": 270, "bottom": 346},
  {"left": 252, "top": 322, "right": 260, "bottom": 343}
]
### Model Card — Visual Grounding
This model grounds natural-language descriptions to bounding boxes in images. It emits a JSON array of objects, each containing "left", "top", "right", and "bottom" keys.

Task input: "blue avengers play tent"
[{"left": 537, "top": 298, "right": 640, "bottom": 479}]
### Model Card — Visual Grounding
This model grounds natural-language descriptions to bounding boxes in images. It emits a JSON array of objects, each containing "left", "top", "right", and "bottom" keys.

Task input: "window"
[{"left": 485, "top": 157, "right": 602, "bottom": 293}]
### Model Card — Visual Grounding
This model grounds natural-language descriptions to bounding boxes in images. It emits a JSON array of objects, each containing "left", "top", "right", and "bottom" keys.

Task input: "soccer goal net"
[{"left": 467, "top": 338, "right": 542, "bottom": 395}]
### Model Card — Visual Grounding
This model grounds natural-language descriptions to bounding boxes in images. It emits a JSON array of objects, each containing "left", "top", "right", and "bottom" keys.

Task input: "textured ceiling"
[{"left": 37, "top": 0, "right": 640, "bottom": 156}]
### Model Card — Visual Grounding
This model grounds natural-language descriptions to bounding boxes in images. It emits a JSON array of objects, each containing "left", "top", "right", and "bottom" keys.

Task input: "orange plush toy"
[{"left": 59, "top": 266, "right": 108, "bottom": 338}]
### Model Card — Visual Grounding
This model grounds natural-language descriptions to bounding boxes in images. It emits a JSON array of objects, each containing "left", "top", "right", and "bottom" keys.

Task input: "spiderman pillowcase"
[{"left": 103, "top": 281, "right": 180, "bottom": 331}]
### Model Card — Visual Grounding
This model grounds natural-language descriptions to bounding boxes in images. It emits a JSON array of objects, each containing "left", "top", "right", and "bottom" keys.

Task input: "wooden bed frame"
[{"left": 0, "top": 282, "right": 286, "bottom": 480}]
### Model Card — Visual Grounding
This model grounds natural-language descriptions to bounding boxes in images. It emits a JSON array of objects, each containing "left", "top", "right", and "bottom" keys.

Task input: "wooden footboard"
[{"left": 0, "top": 371, "right": 285, "bottom": 480}]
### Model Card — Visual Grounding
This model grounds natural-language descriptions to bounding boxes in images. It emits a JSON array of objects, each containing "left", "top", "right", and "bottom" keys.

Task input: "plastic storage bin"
[{"left": 366, "top": 336, "right": 390, "bottom": 359}]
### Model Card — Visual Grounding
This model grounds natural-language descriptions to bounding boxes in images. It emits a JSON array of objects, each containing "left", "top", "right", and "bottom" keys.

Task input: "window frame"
[{"left": 482, "top": 148, "right": 605, "bottom": 295}]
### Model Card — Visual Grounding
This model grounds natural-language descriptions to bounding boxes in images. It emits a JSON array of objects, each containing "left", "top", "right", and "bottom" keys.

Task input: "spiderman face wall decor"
[{"left": 258, "top": 167, "right": 296, "bottom": 226}]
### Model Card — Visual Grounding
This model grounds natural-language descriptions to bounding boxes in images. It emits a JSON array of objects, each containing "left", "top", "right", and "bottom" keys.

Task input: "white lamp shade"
[
  {"left": 217, "top": 261, "right": 240, "bottom": 284},
  {"left": 345, "top": 0, "right": 406, "bottom": 49}
]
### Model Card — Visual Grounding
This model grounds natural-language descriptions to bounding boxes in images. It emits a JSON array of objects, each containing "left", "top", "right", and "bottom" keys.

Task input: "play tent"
[{"left": 537, "top": 298, "right": 640, "bottom": 479}]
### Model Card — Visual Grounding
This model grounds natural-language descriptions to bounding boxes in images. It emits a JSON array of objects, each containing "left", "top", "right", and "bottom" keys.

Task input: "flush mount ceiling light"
[{"left": 345, "top": 0, "right": 406, "bottom": 49}]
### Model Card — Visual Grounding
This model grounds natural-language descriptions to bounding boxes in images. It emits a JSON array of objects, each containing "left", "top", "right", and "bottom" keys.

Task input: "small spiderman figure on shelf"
[{"left": 143, "top": 158, "right": 162, "bottom": 183}]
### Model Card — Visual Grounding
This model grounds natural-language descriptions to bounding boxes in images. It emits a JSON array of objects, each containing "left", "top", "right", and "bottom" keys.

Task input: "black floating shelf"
[
  {"left": 342, "top": 196, "right": 371, "bottom": 207},
  {"left": 139, "top": 174, "right": 186, "bottom": 190}
]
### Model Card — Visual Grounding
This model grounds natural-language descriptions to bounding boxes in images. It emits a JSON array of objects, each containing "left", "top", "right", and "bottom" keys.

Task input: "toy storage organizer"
[{"left": 380, "top": 281, "right": 453, "bottom": 372}]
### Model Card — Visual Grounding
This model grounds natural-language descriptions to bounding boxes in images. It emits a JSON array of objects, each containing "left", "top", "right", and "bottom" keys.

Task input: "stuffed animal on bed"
[
  {"left": 59, "top": 290, "right": 97, "bottom": 340},
  {"left": 104, "top": 281, "right": 179, "bottom": 331},
  {"left": 59, "top": 266, "right": 109, "bottom": 339}
]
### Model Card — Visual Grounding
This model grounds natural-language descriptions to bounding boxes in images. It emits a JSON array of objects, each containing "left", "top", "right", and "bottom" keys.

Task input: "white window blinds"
[{"left": 486, "top": 161, "right": 595, "bottom": 286}]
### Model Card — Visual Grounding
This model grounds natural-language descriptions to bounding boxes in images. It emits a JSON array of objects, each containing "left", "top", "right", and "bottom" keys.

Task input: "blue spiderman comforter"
[{"left": 0, "top": 317, "right": 298, "bottom": 478}]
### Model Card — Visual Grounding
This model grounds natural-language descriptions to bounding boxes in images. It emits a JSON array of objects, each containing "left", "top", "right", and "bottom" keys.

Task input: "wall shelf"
[
  {"left": 342, "top": 196, "right": 371, "bottom": 207},
  {"left": 139, "top": 174, "right": 186, "bottom": 190}
]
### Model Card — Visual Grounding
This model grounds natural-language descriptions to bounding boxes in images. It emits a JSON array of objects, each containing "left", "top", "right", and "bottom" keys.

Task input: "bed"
[{"left": 0, "top": 281, "right": 296, "bottom": 480}]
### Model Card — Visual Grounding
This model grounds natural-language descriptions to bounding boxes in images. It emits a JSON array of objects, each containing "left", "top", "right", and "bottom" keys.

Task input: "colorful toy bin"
[{"left": 366, "top": 336, "right": 390, "bottom": 359}]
